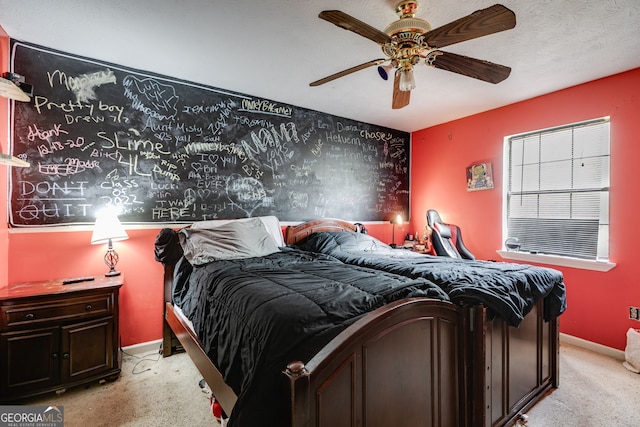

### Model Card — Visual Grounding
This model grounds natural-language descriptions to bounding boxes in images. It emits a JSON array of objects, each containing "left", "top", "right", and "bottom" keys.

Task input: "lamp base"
[{"left": 103, "top": 244, "right": 121, "bottom": 278}]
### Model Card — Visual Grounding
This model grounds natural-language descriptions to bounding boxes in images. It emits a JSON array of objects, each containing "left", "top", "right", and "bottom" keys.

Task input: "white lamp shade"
[
  {"left": 398, "top": 68, "right": 416, "bottom": 92},
  {"left": 91, "top": 209, "right": 128, "bottom": 244},
  {"left": 390, "top": 214, "right": 403, "bottom": 225}
]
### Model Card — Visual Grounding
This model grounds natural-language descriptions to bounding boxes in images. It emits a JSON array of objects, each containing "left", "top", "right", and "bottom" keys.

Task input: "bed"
[
  {"left": 287, "top": 219, "right": 566, "bottom": 329},
  {"left": 286, "top": 218, "right": 566, "bottom": 427},
  {"left": 158, "top": 217, "right": 564, "bottom": 427},
  {"left": 157, "top": 216, "right": 465, "bottom": 427}
]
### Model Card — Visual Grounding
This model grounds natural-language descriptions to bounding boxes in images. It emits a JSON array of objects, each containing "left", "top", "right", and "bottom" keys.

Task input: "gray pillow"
[{"left": 178, "top": 217, "right": 280, "bottom": 265}]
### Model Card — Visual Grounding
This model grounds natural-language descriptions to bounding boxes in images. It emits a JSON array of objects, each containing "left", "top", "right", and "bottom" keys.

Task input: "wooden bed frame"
[{"left": 162, "top": 218, "right": 559, "bottom": 426}]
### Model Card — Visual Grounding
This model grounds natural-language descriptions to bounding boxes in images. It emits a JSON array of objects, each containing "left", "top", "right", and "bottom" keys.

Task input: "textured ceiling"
[{"left": 0, "top": 0, "right": 639, "bottom": 132}]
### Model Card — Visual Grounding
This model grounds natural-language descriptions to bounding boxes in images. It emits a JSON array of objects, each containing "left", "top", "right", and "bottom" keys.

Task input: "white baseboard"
[
  {"left": 560, "top": 333, "right": 625, "bottom": 361},
  {"left": 121, "top": 339, "right": 163, "bottom": 355}
]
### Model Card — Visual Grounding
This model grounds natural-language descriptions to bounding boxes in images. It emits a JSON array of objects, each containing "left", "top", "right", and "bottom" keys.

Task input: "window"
[{"left": 504, "top": 118, "right": 610, "bottom": 261}]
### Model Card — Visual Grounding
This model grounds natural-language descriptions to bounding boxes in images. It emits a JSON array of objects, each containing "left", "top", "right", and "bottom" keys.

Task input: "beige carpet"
[
  {"left": 526, "top": 343, "right": 640, "bottom": 427},
  {"left": 22, "top": 343, "right": 639, "bottom": 426},
  {"left": 25, "top": 346, "right": 215, "bottom": 427}
]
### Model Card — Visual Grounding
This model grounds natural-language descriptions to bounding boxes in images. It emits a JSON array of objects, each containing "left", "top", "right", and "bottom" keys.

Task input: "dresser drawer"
[{"left": 1, "top": 293, "right": 113, "bottom": 328}]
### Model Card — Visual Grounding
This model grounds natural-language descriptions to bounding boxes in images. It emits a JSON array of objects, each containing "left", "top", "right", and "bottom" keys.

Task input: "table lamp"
[
  {"left": 91, "top": 209, "right": 128, "bottom": 276},
  {"left": 390, "top": 214, "right": 403, "bottom": 248}
]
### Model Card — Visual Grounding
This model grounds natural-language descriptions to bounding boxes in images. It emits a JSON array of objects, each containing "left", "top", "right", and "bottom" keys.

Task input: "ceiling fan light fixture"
[
  {"left": 377, "top": 63, "right": 394, "bottom": 80},
  {"left": 377, "top": 66, "right": 388, "bottom": 81},
  {"left": 398, "top": 68, "right": 416, "bottom": 91}
]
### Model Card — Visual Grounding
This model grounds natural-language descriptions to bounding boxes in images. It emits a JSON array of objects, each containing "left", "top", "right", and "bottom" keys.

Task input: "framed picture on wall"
[{"left": 466, "top": 162, "right": 494, "bottom": 191}]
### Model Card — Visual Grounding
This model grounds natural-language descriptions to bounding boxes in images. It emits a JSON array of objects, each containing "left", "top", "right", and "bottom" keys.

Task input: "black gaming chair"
[{"left": 426, "top": 209, "right": 475, "bottom": 260}]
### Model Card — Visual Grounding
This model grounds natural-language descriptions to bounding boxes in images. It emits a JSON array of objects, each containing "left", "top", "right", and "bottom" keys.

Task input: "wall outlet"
[{"left": 630, "top": 306, "right": 640, "bottom": 321}]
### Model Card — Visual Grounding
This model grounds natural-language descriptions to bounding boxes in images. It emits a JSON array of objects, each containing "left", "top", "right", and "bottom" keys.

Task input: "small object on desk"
[
  {"left": 62, "top": 276, "right": 95, "bottom": 285},
  {"left": 504, "top": 237, "right": 521, "bottom": 251}
]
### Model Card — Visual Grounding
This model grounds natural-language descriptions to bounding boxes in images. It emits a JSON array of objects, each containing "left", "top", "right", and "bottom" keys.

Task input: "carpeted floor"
[
  {"left": 526, "top": 344, "right": 639, "bottom": 427},
  {"left": 21, "top": 342, "right": 640, "bottom": 426},
  {"left": 24, "top": 345, "right": 215, "bottom": 427}
]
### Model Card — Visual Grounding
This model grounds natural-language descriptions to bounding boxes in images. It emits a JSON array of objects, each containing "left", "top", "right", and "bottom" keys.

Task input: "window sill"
[{"left": 496, "top": 250, "right": 616, "bottom": 272}]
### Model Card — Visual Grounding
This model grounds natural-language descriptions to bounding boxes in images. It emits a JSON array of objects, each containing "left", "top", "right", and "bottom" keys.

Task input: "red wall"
[
  {"left": 409, "top": 68, "right": 640, "bottom": 350},
  {"left": 0, "top": 27, "right": 10, "bottom": 285},
  {"left": 7, "top": 229, "right": 164, "bottom": 346}
]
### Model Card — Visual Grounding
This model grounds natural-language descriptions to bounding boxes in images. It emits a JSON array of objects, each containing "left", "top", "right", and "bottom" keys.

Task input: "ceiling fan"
[{"left": 310, "top": 1, "right": 516, "bottom": 109}]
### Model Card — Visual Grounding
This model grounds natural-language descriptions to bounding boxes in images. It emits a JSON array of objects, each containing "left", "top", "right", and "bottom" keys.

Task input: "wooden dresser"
[{"left": 0, "top": 275, "right": 122, "bottom": 402}]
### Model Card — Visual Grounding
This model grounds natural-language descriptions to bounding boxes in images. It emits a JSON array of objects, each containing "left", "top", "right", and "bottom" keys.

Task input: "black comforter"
[
  {"left": 172, "top": 247, "right": 448, "bottom": 427},
  {"left": 294, "top": 232, "right": 567, "bottom": 327}
]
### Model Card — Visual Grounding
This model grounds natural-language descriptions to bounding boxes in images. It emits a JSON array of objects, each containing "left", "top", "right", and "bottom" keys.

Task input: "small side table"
[{"left": 0, "top": 275, "right": 122, "bottom": 402}]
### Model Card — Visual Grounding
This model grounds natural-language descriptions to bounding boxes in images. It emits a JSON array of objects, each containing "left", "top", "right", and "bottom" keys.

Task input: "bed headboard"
[{"left": 285, "top": 218, "right": 360, "bottom": 245}]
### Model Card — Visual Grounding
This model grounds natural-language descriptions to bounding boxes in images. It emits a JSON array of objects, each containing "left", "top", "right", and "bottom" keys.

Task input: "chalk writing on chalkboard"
[{"left": 9, "top": 41, "right": 410, "bottom": 226}]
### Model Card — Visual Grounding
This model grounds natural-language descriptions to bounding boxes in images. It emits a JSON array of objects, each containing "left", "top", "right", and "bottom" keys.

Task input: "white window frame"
[{"left": 498, "top": 117, "right": 615, "bottom": 272}]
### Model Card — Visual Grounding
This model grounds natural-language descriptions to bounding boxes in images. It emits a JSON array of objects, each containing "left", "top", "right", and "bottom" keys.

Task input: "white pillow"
[
  {"left": 179, "top": 217, "right": 280, "bottom": 265},
  {"left": 190, "top": 216, "right": 285, "bottom": 247}
]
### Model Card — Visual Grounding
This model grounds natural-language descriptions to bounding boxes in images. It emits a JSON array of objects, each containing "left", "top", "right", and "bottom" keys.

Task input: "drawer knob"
[
  {"left": 85, "top": 304, "right": 93, "bottom": 311},
  {"left": 25, "top": 313, "right": 34, "bottom": 320},
  {"left": 63, "top": 353, "right": 70, "bottom": 359},
  {"left": 52, "top": 353, "right": 58, "bottom": 359}
]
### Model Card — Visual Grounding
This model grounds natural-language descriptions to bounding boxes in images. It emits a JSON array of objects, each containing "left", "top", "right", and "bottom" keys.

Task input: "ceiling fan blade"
[
  {"left": 319, "top": 10, "right": 392, "bottom": 45},
  {"left": 427, "top": 51, "right": 511, "bottom": 83},
  {"left": 392, "top": 71, "right": 410, "bottom": 109},
  {"left": 310, "top": 59, "right": 387, "bottom": 86},
  {"left": 424, "top": 4, "right": 516, "bottom": 49}
]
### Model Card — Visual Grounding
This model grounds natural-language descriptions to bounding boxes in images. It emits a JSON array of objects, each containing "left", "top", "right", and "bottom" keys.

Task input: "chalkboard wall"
[{"left": 9, "top": 41, "right": 410, "bottom": 226}]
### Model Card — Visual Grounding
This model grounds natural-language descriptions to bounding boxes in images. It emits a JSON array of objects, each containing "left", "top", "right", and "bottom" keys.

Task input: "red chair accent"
[{"left": 426, "top": 210, "right": 475, "bottom": 260}]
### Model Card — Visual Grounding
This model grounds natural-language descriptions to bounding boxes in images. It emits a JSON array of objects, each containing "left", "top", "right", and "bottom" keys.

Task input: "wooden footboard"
[
  {"left": 285, "top": 218, "right": 561, "bottom": 426},
  {"left": 468, "top": 301, "right": 559, "bottom": 427},
  {"left": 284, "top": 298, "right": 467, "bottom": 427}
]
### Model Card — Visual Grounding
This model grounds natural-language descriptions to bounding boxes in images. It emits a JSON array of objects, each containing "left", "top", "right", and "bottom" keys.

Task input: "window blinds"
[{"left": 506, "top": 118, "right": 610, "bottom": 259}]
